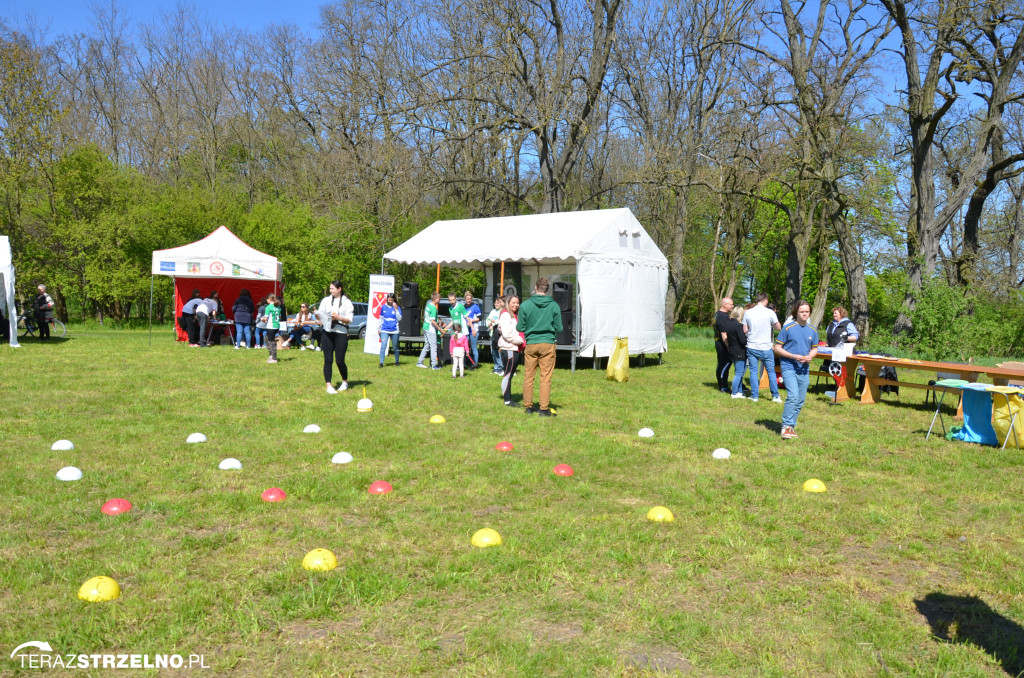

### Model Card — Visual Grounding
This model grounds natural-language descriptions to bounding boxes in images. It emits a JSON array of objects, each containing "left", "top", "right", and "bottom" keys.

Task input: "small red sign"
[{"left": 210, "top": 261, "right": 224, "bottom": 275}]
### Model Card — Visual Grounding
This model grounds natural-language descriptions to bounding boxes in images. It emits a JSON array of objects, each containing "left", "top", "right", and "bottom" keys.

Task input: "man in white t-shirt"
[{"left": 743, "top": 292, "right": 783, "bottom": 402}]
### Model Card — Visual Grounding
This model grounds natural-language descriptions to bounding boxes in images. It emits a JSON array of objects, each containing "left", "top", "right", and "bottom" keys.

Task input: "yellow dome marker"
[
  {"left": 646, "top": 506, "right": 674, "bottom": 522},
  {"left": 803, "top": 479, "right": 827, "bottom": 493},
  {"left": 471, "top": 528, "right": 502, "bottom": 548},
  {"left": 78, "top": 576, "right": 120, "bottom": 602},
  {"left": 430, "top": 414, "right": 446, "bottom": 424},
  {"left": 302, "top": 549, "right": 339, "bottom": 571}
]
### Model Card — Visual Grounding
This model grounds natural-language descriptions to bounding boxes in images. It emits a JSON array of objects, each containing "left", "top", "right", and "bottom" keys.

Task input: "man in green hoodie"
[{"left": 516, "top": 277, "right": 562, "bottom": 416}]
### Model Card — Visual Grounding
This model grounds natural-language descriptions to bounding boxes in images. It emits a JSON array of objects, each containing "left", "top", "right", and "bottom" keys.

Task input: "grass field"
[{"left": 2, "top": 327, "right": 1023, "bottom": 677}]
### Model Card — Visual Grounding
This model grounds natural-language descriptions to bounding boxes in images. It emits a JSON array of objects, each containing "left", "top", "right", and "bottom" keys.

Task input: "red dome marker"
[
  {"left": 495, "top": 441, "right": 513, "bottom": 452},
  {"left": 368, "top": 480, "right": 393, "bottom": 495},
  {"left": 100, "top": 499, "right": 132, "bottom": 515},
  {"left": 261, "top": 487, "right": 287, "bottom": 502},
  {"left": 553, "top": 464, "right": 574, "bottom": 477}
]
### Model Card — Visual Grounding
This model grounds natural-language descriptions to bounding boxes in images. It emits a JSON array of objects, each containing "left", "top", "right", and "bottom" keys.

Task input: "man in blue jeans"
[
  {"left": 773, "top": 300, "right": 819, "bottom": 439},
  {"left": 743, "top": 292, "right": 783, "bottom": 402},
  {"left": 463, "top": 290, "right": 481, "bottom": 369}
]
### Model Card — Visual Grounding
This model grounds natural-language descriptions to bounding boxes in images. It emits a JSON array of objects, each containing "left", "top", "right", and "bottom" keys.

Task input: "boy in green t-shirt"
[
  {"left": 417, "top": 291, "right": 442, "bottom": 369},
  {"left": 263, "top": 294, "right": 282, "bottom": 364},
  {"left": 446, "top": 292, "right": 467, "bottom": 334}
]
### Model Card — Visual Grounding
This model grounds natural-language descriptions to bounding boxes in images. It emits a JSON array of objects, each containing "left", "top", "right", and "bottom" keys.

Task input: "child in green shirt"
[{"left": 264, "top": 294, "right": 282, "bottom": 364}]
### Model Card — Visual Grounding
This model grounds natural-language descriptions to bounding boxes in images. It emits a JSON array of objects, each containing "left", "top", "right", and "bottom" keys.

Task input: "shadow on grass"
[
  {"left": 915, "top": 592, "right": 1024, "bottom": 676},
  {"left": 754, "top": 418, "right": 781, "bottom": 434},
  {"left": 16, "top": 336, "right": 72, "bottom": 345}
]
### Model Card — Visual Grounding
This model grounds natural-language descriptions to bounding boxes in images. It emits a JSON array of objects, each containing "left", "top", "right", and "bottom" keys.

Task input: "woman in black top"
[{"left": 722, "top": 306, "right": 748, "bottom": 398}]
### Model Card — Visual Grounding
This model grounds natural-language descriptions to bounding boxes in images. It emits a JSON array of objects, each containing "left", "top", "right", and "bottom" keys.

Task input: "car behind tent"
[{"left": 384, "top": 208, "right": 668, "bottom": 367}]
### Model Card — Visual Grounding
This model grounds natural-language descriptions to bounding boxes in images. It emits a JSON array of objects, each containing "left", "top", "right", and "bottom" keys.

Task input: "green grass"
[{"left": 2, "top": 327, "right": 1023, "bottom": 676}]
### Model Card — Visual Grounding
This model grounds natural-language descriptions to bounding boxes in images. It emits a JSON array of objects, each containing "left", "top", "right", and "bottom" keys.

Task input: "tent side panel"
[
  {"left": 577, "top": 258, "right": 667, "bottom": 358},
  {"left": 172, "top": 278, "right": 277, "bottom": 342}
]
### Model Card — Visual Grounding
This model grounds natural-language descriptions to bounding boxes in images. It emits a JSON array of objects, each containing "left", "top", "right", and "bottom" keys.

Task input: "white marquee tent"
[
  {"left": 384, "top": 208, "right": 668, "bottom": 364},
  {"left": 0, "top": 236, "right": 20, "bottom": 347}
]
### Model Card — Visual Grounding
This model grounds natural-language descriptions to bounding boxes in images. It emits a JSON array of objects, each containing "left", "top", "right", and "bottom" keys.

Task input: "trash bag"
[{"left": 606, "top": 337, "right": 629, "bottom": 382}]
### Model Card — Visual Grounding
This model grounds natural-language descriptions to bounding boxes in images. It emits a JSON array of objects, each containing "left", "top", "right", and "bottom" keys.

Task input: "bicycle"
[{"left": 17, "top": 312, "right": 66, "bottom": 339}]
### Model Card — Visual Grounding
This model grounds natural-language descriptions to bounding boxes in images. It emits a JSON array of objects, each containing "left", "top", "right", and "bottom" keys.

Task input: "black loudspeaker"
[
  {"left": 556, "top": 310, "right": 574, "bottom": 345},
  {"left": 438, "top": 331, "right": 452, "bottom": 365},
  {"left": 399, "top": 308, "right": 420, "bottom": 336},
  {"left": 552, "top": 281, "right": 573, "bottom": 312},
  {"left": 493, "top": 262, "right": 523, "bottom": 300},
  {"left": 401, "top": 282, "right": 420, "bottom": 308}
]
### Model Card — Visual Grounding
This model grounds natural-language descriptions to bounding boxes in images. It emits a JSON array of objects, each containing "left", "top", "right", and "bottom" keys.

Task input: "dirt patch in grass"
[
  {"left": 434, "top": 632, "right": 465, "bottom": 654},
  {"left": 621, "top": 646, "right": 693, "bottom": 673},
  {"left": 529, "top": 621, "right": 584, "bottom": 643},
  {"left": 279, "top": 616, "right": 367, "bottom": 645},
  {"left": 472, "top": 505, "right": 511, "bottom": 516}
]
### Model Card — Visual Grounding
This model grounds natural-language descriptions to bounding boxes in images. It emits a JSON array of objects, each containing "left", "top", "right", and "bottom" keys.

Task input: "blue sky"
[{"left": 3, "top": 0, "right": 324, "bottom": 38}]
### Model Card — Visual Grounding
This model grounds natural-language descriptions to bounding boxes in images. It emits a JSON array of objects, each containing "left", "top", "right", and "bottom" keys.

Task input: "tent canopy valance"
[
  {"left": 383, "top": 208, "right": 668, "bottom": 269},
  {"left": 151, "top": 226, "right": 282, "bottom": 281}
]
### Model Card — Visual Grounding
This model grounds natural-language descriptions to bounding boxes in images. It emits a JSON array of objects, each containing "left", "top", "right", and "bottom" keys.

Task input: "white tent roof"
[
  {"left": 1, "top": 236, "right": 20, "bottom": 347},
  {"left": 151, "top": 226, "right": 282, "bottom": 281},
  {"left": 384, "top": 208, "right": 667, "bottom": 268}
]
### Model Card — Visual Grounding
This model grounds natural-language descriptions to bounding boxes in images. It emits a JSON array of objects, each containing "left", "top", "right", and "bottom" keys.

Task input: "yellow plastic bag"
[
  {"left": 989, "top": 386, "right": 1023, "bottom": 448},
  {"left": 606, "top": 337, "right": 629, "bottom": 382}
]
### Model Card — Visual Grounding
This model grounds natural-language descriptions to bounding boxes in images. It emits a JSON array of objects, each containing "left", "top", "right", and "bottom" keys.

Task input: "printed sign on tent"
[{"left": 363, "top": 274, "right": 394, "bottom": 355}]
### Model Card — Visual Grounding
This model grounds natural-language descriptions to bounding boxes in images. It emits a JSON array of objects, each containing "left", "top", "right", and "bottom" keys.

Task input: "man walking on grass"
[
  {"left": 774, "top": 300, "right": 818, "bottom": 439},
  {"left": 714, "top": 297, "right": 733, "bottom": 392},
  {"left": 517, "top": 278, "right": 562, "bottom": 417},
  {"left": 744, "top": 292, "right": 783, "bottom": 403}
]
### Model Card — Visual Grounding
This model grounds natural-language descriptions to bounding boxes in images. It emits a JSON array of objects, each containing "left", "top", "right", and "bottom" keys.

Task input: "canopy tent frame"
[
  {"left": 1, "top": 236, "right": 20, "bottom": 347},
  {"left": 150, "top": 226, "right": 282, "bottom": 343},
  {"left": 384, "top": 208, "right": 668, "bottom": 371}
]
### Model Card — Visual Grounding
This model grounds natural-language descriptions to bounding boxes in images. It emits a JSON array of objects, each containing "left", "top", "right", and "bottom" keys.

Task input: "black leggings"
[
  {"left": 500, "top": 350, "right": 520, "bottom": 403},
  {"left": 322, "top": 331, "right": 349, "bottom": 383}
]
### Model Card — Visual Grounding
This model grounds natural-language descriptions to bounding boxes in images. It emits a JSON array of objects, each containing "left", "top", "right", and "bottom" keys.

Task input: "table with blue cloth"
[{"left": 948, "top": 383, "right": 1024, "bottom": 448}]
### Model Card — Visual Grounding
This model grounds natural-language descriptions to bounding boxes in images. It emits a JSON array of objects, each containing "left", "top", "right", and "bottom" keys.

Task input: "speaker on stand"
[
  {"left": 552, "top": 281, "right": 575, "bottom": 345},
  {"left": 401, "top": 281, "right": 420, "bottom": 309}
]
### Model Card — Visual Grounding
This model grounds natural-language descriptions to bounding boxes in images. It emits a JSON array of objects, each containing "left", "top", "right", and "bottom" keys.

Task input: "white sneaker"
[
  {"left": 267, "top": 358, "right": 277, "bottom": 364},
  {"left": 748, "top": 397, "right": 759, "bottom": 402},
  {"left": 772, "top": 396, "right": 784, "bottom": 403},
  {"left": 300, "top": 345, "right": 306, "bottom": 351},
  {"left": 235, "top": 344, "right": 240, "bottom": 350},
  {"left": 731, "top": 392, "right": 746, "bottom": 399},
  {"left": 339, "top": 383, "right": 349, "bottom": 391},
  {"left": 314, "top": 347, "right": 321, "bottom": 352},
  {"left": 326, "top": 384, "right": 338, "bottom": 394},
  {"left": 416, "top": 363, "right": 428, "bottom": 369},
  {"left": 241, "top": 341, "right": 246, "bottom": 348}
]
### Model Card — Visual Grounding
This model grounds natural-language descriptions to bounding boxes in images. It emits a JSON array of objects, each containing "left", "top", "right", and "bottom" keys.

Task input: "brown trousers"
[{"left": 522, "top": 343, "right": 556, "bottom": 410}]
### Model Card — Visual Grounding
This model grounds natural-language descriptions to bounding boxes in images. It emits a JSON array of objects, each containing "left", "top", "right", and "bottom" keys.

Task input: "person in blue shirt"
[
  {"left": 463, "top": 290, "right": 482, "bottom": 369},
  {"left": 378, "top": 293, "right": 402, "bottom": 367},
  {"left": 773, "top": 300, "right": 819, "bottom": 440}
]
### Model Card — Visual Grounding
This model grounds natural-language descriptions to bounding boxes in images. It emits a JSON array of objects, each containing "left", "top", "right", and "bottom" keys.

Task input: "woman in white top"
[{"left": 316, "top": 280, "right": 354, "bottom": 394}]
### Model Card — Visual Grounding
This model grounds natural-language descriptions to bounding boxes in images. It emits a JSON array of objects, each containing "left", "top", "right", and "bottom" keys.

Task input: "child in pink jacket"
[{"left": 449, "top": 323, "right": 470, "bottom": 378}]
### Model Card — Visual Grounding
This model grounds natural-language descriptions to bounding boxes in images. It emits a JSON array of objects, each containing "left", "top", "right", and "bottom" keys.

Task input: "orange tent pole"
[
  {"left": 435, "top": 263, "right": 440, "bottom": 293},
  {"left": 500, "top": 262, "right": 505, "bottom": 295}
]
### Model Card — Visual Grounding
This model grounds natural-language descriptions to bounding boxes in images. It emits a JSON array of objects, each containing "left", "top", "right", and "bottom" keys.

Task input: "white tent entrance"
[
  {"left": 150, "top": 226, "right": 283, "bottom": 343},
  {"left": 384, "top": 208, "right": 668, "bottom": 370},
  {"left": 0, "top": 236, "right": 19, "bottom": 347}
]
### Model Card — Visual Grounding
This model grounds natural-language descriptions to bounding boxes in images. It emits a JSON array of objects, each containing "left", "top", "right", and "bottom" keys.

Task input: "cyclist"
[{"left": 33, "top": 284, "right": 54, "bottom": 341}]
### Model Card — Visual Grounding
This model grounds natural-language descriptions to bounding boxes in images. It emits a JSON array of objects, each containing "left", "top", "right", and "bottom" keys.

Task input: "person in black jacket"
[
  {"left": 231, "top": 289, "right": 256, "bottom": 348},
  {"left": 33, "top": 285, "right": 55, "bottom": 340},
  {"left": 714, "top": 297, "right": 734, "bottom": 392},
  {"left": 722, "top": 306, "right": 748, "bottom": 398}
]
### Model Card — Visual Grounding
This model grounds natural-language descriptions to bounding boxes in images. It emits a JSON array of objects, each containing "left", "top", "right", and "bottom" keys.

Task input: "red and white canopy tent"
[{"left": 150, "top": 226, "right": 283, "bottom": 342}]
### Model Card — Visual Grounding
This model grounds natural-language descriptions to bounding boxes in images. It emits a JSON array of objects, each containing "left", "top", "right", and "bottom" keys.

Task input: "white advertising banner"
[{"left": 363, "top": 274, "right": 395, "bottom": 354}]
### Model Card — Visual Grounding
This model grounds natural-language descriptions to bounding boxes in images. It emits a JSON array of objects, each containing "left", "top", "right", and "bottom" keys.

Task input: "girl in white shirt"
[{"left": 316, "top": 280, "right": 354, "bottom": 394}]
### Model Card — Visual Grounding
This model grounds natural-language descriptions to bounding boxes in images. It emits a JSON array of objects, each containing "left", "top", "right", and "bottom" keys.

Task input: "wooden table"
[{"left": 757, "top": 353, "right": 1024, "bottom": 417}]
